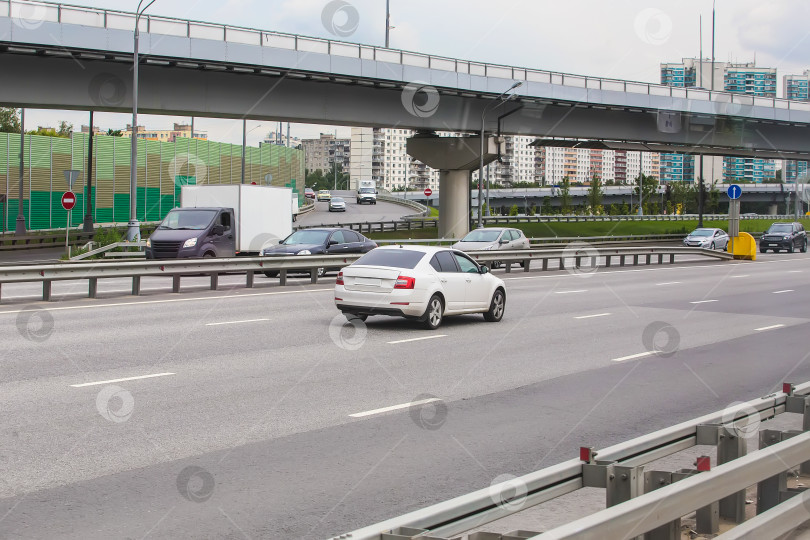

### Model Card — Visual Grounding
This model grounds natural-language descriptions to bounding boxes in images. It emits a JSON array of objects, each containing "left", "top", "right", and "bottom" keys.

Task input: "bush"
[{"left": 509, "top": 204, "right": 519, "bottom": 216}]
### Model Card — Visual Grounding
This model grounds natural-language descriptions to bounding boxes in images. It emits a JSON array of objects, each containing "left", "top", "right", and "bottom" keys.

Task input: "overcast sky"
[{"left": 21, "top": 0, "right": 810, "bottom": 145}]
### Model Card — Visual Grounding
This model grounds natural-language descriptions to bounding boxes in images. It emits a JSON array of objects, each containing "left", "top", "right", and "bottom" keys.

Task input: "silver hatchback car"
[
  {"left": 683, "top": 228, "right": 730, "bottom": 250},
  {"left": 452, "top": 227, "right": 531, "bottom": 268}
]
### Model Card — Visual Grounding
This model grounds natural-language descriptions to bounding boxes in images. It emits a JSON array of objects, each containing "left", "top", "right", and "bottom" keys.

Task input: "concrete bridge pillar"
[
  {"left": 768, "top": 203, "right": 778, "bottom": 215},
  {"left": 407, "top": 133, "right": 501, "bottom": 239}
]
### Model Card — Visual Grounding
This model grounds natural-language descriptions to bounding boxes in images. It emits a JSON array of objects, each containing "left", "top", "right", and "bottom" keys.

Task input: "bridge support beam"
[{"left": 407, "top": 133, "right": 501, "bottom": 239}]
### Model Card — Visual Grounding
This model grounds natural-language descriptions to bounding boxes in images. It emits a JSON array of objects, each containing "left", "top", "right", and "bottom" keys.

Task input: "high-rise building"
[
  {"left": 660, "top": 58, "right": 777, "bottom": 183},
  {"left": 263, "top": 131, "right": 301, "bottom": 148},
  {"left": 784, "top": 70, "right": 810, "bottom": 183},
  {"left": 301, "top": 133, "right": 350, "bottom": 176}
]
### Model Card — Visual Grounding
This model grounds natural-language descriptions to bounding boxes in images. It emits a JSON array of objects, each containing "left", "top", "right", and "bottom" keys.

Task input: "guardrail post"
[
  {"left": 645, "top": 254, "right": 652, "bottom": 265},
  {"left": 542, "top": 259, "right": 548, "bottom": 271},
  {"left": 620, "top": 255, "right": 626, "bottom": 266},
  {"left": 698, "top": 424, "right": 747, "bottom": 523},
  {"left": 785, "top": 391, "right": 810, "bottom": 474},
  {"left": 559, "top": 257, "right": 565, "bottom": 270},
  {"left": 672, "top": 467, "right": 719, "bottom": 534},
  {"left": 523, "top": 259, "right": 530, "bottom": 272},
  {"left": 669, "top": 254, "right": 675, "bottom": 264},
  {"left": 657, "top": 254, "right": 663, "bottom": 264},
  {"left": 575, "top": 255, "right": 582, "bottom": 268},
  {"left": 132, "top": 276, "right": 141, "bottom": 296},
  {"left": 607, "top": 464, "right": 644, "bottom": 509},
  {"left": 605, "top": 255, "right": 611, "bottom": 267},
  {"left": 88, "top": 278, "right": 98, "bottom": 299},
  {"left": 279, "top": 269, "right": 287, "bottom": 286},
  {"left": 756, "top": 429, "right": 801, "bottom": 514},
  {"left": 643, "top": 471, "right": 679, "bottom": 540},
  {"left": 172, "top": 275, "right": 181, "bottom": 293},
  {"left": 310, "top": 269, "right": 318, "bottom": 284},
  {"left": 505, "top": 262, "right": 511, "bottom": 273},
  {"left": 210, "top": 273, "right": 218, "bottom": 291},
  {"left": 43, "top": 280, "right": 52, "bottom": 301},
  {"left": 246, "top": 270, "right": 254, "bottom": 288},
  {"left": 633, "top": 254, "right": 639, "bottom": 266}
]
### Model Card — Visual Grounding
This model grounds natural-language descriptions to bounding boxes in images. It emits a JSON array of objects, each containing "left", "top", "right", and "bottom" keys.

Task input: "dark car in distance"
[
  {"left": 260, "top": 227, "right": 377, "bottom": 277},
  {"left": 759, "top": 222, "right": 807, "bottom": 253}
]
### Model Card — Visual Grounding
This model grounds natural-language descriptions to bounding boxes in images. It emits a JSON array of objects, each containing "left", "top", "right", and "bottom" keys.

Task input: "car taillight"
[
  {"left": 394, "top": 275, "right": 415, "bottom": 289},
  {"left": 336, "top": 271, "right": 344, "bottom": 286}
]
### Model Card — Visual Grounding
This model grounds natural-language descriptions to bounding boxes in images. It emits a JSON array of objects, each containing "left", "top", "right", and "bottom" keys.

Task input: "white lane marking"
[
  {"left": 612, "top": 351, "right": 654, "bottom": 363},
  {"left": 788, "top": 270, "right": 802, "bottom": 273},
  {"left": 503, "top": 256, "right": 810, "bottom": 283},
  {"left": 773, "top": 290, "right": 794, "bottom": 294},
  {"left": 349, "top": 397, "right": 441, "bottom": 418},
  {"left": 730, "top": 275, "right": 750, "bottom": 278},
  {"left": 0, "top": 288, "right": 333, "bottom": 316},
  {"left": 755, "top": 324, "right": 785, "bottom": 332},
  {"left": 690, "top": 300, "right": 718, "bottom": 304},
  {"left": 574, "top": 312, "right": 611, "bottom": 320},
  {"left": 70, "top": 372, "right": 176, "bottom": 388},
  {"left": 205, "top": 318, "right": 269, "bottom": 326},
  {"left": 555, "top": 289, "right": 587, "bottom": 294},
  {"left": 656, "top": 281, "right": 681, "bottom": 286},
  {"left": 387, "top": 335, "right": 447, "bottom": 345}
]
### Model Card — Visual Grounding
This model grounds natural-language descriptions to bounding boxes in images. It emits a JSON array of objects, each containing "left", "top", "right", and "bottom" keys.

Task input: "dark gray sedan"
[{"left": 260, "top": 228, "right": 377, "bottom": 277}]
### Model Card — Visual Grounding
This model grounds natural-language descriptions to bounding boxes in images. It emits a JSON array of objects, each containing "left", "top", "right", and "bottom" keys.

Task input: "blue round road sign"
[{"left": 727, "top": 184, "right": 741, "bottom": 200}]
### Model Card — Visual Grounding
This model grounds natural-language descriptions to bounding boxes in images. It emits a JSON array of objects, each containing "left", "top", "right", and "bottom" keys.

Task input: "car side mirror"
[
  {"left": 328, "top": 239, "right": 338, "bottom": 246},
  {"left": 211, "top": 224, "right": 225, "bottom": 236},
  {"left": 499, "top": 239, "right": 508, "bottom": 244},
  {"left": 480, "top": 265, "right": 489, "bottom": 274}
]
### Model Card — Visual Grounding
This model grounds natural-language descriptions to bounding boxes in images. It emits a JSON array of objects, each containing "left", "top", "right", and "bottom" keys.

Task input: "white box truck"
[
  {"left": 356, "top": 179, "right": 377, "bottom": 204},
  {"left": 145, "top": 184, "right": 293, "bottom": 259}
]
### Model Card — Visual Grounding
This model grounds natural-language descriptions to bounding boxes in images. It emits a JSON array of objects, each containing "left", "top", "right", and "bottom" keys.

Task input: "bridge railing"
[{"left": 5, "top": 0, "right": 810, "bottom": 114}]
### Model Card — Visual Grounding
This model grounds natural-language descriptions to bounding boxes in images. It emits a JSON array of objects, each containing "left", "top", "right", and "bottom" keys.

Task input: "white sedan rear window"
[{"left": 354, "top": 249, "right": 424, "bottom": 269}]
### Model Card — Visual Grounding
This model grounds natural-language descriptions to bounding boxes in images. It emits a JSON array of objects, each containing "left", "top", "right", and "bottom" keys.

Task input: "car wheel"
[
  {"left": 421, "top": 294, "right": 444, "bottom": 330},
  {"left": 759, "top": 248, "right": 767, "bottom": 254},
  {"left": 203, "top": 252, "right": 216, "bottom": 258},
  {"left": 709, "top": 242, "right": 715, "bottom": 250},
  {"left": 264, "top": 271, "right": 279, "bottom": 278},
  {"left": 344, "top": 313, "right": 367, "bottom": 322},
  {"left": 491, "top": 261, "right": 501, "bottom": 269},
  {"left": 483, "top": 289, "right": 506, "bottom": 322},
  {"left": 802, "top": 240, "right": 808, "bottom": 253}
]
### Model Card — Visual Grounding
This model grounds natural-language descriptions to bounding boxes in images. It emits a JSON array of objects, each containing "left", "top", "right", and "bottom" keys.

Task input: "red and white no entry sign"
[
  {"left": 424, "top": 188, "right": 433, "bottom": 197},
  {"left": 61, "top": 191, "right": 76, "bottom": 211}
]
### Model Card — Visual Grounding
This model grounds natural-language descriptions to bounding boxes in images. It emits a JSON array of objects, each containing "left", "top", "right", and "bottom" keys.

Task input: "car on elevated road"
[
  {"left": 335, "top": 245, "right": 506, "bottom": 329},
  {"left": 316, "top": 190, "right": 332, "bottom": 201},
  {"left": 304, "top": 187, "right": 316, "bottom": 200},
  {"left": 759, "top": 222, "right": 807, "bottom": 253},
  {"left": 328, "top": 197, "right": 346, "bottom": 212}
]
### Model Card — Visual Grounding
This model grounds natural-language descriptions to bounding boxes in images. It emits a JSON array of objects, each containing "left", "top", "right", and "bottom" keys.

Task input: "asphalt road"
[
  {"left": 296, "top": 191, "right": 414, "bottom": 227},
  {"left": 0, "top": 251, "right": 809, "bottom": 539}
]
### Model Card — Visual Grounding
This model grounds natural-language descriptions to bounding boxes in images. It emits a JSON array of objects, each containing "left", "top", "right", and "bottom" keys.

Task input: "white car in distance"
[{"left": 335, "top": 245, "right": 506, "bottom": 329}]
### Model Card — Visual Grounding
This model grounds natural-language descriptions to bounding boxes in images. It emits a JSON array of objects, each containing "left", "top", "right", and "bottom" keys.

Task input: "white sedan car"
[
  {"left": 683, "top": 228, "right": 730, "bottom": 250},
  {"left": 335, "top": 245, "right": 506, "bottom": 329}
]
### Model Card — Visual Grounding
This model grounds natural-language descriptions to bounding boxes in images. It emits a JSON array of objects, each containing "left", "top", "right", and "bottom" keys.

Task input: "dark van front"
[{"left": 146, "top": 207, "right": 236, "bottom": 259}]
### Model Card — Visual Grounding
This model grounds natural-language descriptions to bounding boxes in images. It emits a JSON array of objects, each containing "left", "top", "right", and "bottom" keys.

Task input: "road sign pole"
[{"left": 65, "top": 209, "right": 70, "bottom": 258}]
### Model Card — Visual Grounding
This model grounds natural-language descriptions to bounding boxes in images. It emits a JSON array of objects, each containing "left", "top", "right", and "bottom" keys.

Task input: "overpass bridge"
[
  {"left": 2, "top": 0, "right": 810, "bottom": 237},
  {"left": 395, "top": 183, "right": 806, "bottom": 212}
]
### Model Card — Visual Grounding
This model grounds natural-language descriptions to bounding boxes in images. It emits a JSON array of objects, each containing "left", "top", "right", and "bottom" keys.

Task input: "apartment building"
[
  {"left": 301, "top": 133, "right": 350, "bottom": 175},
  {"left": 784, "top": 70, "right": 810, "bottom": 183},
  {"left": 121, "top": 123, "right": 207, "bottom": 142},
  {"left": 660, "top": 58, "right": 777, "bottom": 183}
]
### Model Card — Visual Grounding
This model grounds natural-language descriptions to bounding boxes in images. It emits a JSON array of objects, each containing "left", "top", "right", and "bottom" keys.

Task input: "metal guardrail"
[
  {"left": 335, "top": 381, "right": 810, "bottom": 540},
  {"left": 5, "top": 0, "right": 810, "bottom": 116},
  {"left": 481, "top": 214, "right": 798, "bottom": 224},
  {"left": 70, "top": 241, "right": 146, "bottom": 261},
  {"left": 297, "top": 218, "right": 439, "bottom": 234},
  {"left": 0, "top": 245, "right": 730, "bottom": 303},
  {"left": 376, "top": 194, "right": 430, "bottom": 219},
  {"left": 0, "top": 230, "right": 93, "bottom": 250}
]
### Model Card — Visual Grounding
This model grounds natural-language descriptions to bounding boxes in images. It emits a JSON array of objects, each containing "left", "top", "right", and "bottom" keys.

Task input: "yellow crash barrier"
[{"left": 728, "top": 231, "right": 756, "bottom": 260}]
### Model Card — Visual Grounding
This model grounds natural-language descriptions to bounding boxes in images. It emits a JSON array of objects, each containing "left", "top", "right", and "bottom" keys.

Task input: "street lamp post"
[
  {"left": 478, "top": 81, "right": 522, "bottom": 228},
  {"left": 241, "top": 122, "right": 263, "bottom": 184},
  {"left": 127, "top": 0, "right": 157, "bottom": 242},
  {"left": 15, "top": 108, "right": 25, "bottom": 235}
]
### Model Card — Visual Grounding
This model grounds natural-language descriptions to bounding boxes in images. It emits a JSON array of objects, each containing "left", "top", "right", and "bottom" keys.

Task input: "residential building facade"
[
  {"left": 121, "top": 123, "right": 207, "bottom": 142},
  {"left": 301, "top": 133, "right": 350, "bottom": 175},
  {"left": 784, "top": 70, "right": 810, "bottom": 182}
]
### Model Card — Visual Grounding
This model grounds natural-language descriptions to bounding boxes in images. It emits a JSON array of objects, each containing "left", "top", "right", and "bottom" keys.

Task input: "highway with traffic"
[
  {"left": 295, "top": 191, "right": 416, "bottom": 228},
  {"left": 1, "top": 248, "right": 808, "bottom": 539}
]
